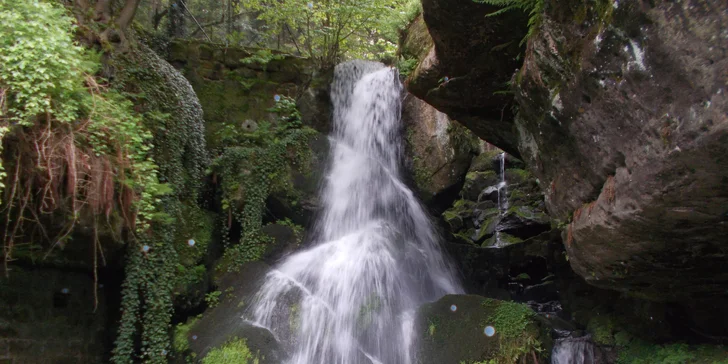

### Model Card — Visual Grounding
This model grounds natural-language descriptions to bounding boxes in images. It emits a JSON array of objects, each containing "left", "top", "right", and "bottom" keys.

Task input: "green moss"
[
  {"left": 173, "top": 317, "right": 199, "bottom": 353},
  {"left": 617, "top": 337, "right": 728, "bottom": 364},
  {"left": 505, "top": 168, "right": 531, "bottom": 183},
  {"left": 175, "top": 203, "right": 214, "bottom": 266},
  {"left": 411, "top": 156, "right": 433, "bottom": 193},
  {"left": 481, "top": 299, "right": 543, "bottom": 362},
  {"left": 289, "top": 303, "right": 300, "bottom": 331},
  {"left": 469, "top": 150, "right": 502, "bottom": 172},
  {"left": 515, "top": 273, "right": 531, "bottom": 281},
  {"left": 587, "top": 315, "right": 616, "bottom": 346},
  {"left": 454, "top": 199, "right": 476, "bottom": 209},
  {"left": 483, "top": 299, "right": 534, "bottom": 339},
  {"left": 483, "top": 232, "right": 523, "bottom": 247},
  {"left": 202, "top": 338, "right": 260, "bottom": 364}
]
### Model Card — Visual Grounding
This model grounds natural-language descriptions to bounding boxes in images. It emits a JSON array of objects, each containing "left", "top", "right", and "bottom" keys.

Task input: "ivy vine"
[{"left": 214, "top": 95, "right": 316, "bottom": 271}]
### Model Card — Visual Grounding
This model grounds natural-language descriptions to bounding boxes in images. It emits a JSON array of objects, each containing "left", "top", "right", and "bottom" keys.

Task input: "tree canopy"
[{"left": 138, "top": 0, "right": 422, "bottom": 68}]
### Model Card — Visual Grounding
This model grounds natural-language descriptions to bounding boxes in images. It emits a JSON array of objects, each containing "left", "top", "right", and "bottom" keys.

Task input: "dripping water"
[
  {"left": 246, "top": 60, "right": 461, "bottom": 364},
  {"left": 493, "top": 152, "right": 508, "bottom": 247}
]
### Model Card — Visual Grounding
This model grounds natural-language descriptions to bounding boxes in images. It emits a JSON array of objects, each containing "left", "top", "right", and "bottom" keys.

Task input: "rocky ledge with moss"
[{"left": 417, "top": 294, "right": 551, "bottom": 364}]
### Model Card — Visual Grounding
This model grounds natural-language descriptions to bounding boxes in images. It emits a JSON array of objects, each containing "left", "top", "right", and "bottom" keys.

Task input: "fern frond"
[{"left": 473, "top": 0, "right": 544, "bottom": 45}]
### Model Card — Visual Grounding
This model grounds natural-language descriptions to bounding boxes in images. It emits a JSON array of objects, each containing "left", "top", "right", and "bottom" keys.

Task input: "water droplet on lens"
[{"left": 484, "top": 326, "right": 495, "bottom": 337}]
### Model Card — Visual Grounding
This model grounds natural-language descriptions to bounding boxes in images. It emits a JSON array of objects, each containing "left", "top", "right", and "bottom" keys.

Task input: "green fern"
[{"left": 474, "top": 0, "right": 544, "bottom": 45}]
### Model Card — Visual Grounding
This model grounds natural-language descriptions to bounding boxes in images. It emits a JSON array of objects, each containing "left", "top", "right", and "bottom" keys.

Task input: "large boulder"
[
  {"left": 402, "top": 94, "right": 479, "bottom": 207},
  {"left": 510, "top": 0, "right": 728, "bottom": 303},
  {"left": 408, "top": 0, "right": 728, "bottom": 309},
  {"left": 177, "top": 261, "right": 285, "bottom": 362},
  {"left": 403, "top": 2, "right": 528, "bottom": 156},
  {"left": 416, "top": 294, "right": 551, "bottom": 364}
]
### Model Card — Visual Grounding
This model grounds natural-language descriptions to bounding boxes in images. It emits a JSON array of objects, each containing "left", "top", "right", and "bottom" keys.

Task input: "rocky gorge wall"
[{"left": 403, "top": 0, "right": 728, "bottom": 358}]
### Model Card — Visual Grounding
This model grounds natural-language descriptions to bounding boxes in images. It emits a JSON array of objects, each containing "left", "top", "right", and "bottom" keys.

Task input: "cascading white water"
[
  {"left": 551, "top": 337, "right": 597, "bottom": 364},
  {"left": 247, "top": 61, "right": 461, "bottom": 364}
]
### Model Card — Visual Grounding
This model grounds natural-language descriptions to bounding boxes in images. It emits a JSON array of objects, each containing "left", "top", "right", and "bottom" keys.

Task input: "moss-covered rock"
[
  {"left": 461, "top": 171, "right": 499, "bottom": 201},
  {"left": 416, "top": 295, "right": 550, "bottom": 364},
  {"left": 178, "top": 260, "right": 285, "bottom": 362}
]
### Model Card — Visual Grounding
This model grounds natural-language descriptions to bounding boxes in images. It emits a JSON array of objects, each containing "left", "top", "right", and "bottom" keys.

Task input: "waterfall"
[
  {"left": 247, "top": 60, "right": 461, "bottom": 364},
  {"left": 551, "top": 336, "right": 598, "bottom": 364},
  {"left": 493, "top": 152, "right": 508, "bottom": 247}
]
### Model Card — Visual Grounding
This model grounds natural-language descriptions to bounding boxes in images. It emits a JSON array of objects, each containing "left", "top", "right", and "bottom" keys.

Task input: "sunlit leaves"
[{"left": 239, "top": 0, "right": 415, "bottom": 68}]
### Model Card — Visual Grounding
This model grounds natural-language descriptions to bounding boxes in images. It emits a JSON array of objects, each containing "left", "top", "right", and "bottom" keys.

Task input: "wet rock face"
[
  {"left": 440, "top": 150, "right": 555, "bottom": 300},
  {"left": 404, "top": 0, "right": 527, "bottom": 156},
  {"left": 442, "top": 151, "right": 549, "bottom": 248},
  {"left": 402, "top": 94, "right": 478, "bottom": 207},
  {"left": 511, "top": 0, "right": 728, "bottom": 301}
]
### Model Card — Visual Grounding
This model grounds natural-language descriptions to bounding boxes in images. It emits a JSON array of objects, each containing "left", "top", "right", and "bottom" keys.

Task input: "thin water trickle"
[
  {"left": 247, "top": 61, "right": 461, "bottom": 364},
  {"left": 493, "top": 152, "right": 509, "bottom": 247}
]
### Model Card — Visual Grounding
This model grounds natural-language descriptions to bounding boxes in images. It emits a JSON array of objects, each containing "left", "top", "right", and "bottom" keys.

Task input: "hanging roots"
[{"left": 1, "top": 114, "right": 136, "bottom": 280}]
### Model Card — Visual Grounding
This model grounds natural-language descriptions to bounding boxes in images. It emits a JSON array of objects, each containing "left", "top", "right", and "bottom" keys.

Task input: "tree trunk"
[{"left": 116, "top": 0, "right": 142, "bottom": 29}]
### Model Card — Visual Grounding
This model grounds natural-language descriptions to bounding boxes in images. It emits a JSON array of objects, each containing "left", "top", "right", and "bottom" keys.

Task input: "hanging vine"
[{"left": 214, "top": 96, "right": 316, "bottom": 270}]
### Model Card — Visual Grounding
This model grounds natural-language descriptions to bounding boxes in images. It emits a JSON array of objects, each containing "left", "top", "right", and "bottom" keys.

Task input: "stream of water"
[{"left": 247, "top": 61, "right": 461, "bottom": 364}]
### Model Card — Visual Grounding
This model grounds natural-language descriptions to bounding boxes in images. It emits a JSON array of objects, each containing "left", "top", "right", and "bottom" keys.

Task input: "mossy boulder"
[
  {"left": 416, "top": 295, "right": 551, "bottom": 364},
  {"left": 178, "top": 261, "right": 284, "bottom": 362}
]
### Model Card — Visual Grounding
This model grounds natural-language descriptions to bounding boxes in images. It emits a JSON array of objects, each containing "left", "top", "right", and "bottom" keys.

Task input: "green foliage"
[
  {"left": 205, "top": 291, "right": 222, "bottom": 308},
  {"left": 173, "top": 317, "right": 200, "bottom": 353},
  {"left": 202, "top": 338, "right": 259, "bottom": 364},
  {"left": 276, "top": 218, "right": 305, "bottom": 244},
  {"left": 616, "top": 335, "right": 728, "bottom": 364},
  {"left": 110, "top": 38, "right": 209, "bottom": 364},
  {"left": 487, "top": 300, "right": 534, "bottom": 339},
  {"left": 239, "top": 0, "right": 414, "bottom": 68},
  {"left": 0, "top": 0, "right": 93, "bottom": 124},
  {"left": 214, "top": 95, "right": 316, "bottom": 271},
  {"left": 240, "top": 49, "right": 285, "bottom": 71},
  {"left": 473, "top": 0, "right": 544, "bottom": 45},
  {"left": 396, "top": 57, "right": 419, "bottom": 78},
  {"left": 380, "top": 0, "right": 422, "bottom": 41}
]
